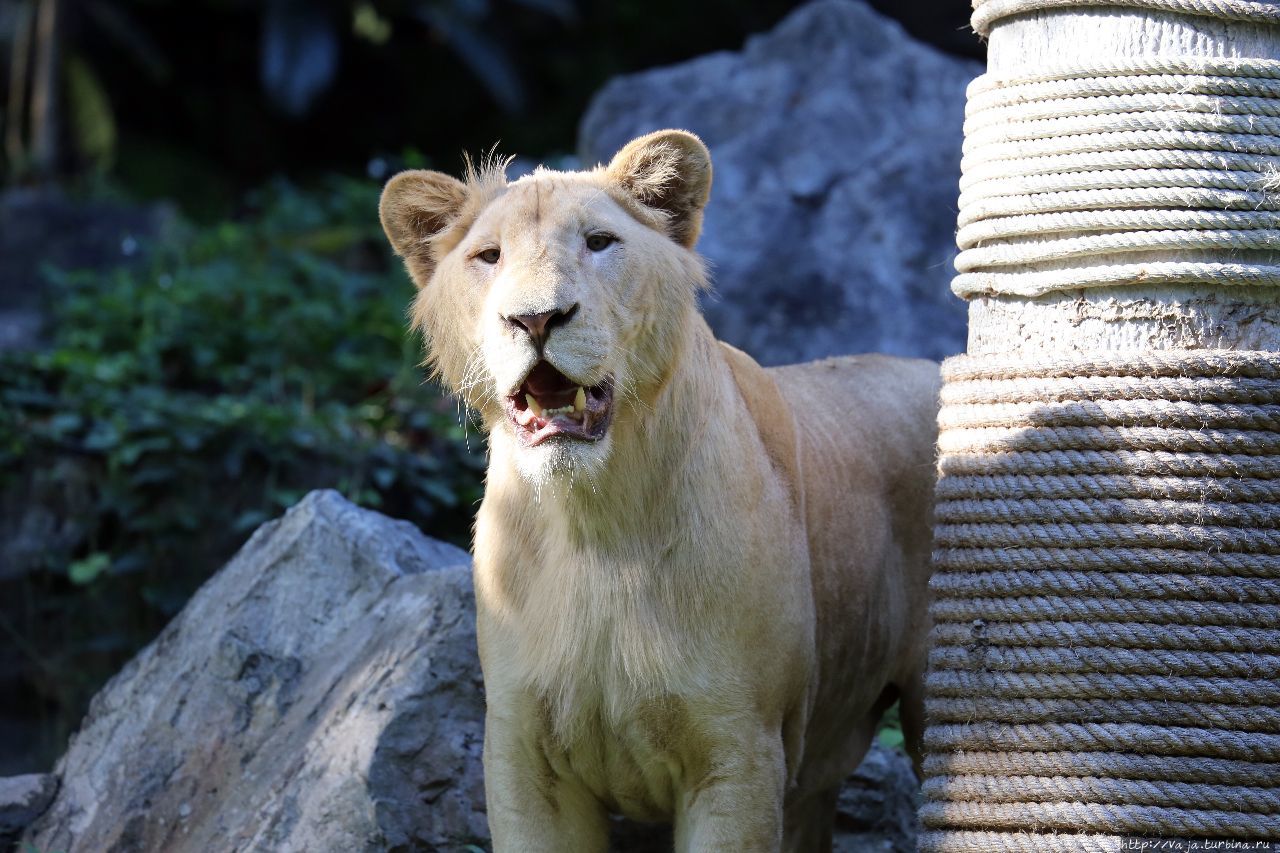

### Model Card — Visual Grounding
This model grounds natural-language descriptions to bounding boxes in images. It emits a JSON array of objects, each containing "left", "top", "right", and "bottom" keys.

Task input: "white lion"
[{"left": 380, "top": 130, "right": 939, "bottom": 852}]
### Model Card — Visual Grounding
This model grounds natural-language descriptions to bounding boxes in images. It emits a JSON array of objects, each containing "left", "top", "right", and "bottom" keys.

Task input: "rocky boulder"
[
  {"left": 23, "top": 491, "right": 485, "bottom": 852},
  {"left": 22, "top": 491, "right": 918, "bottom": 851},
  {"left": 0, "top": 772, "right": 57, "bottom": 848},
  {"left": 579, "top": 0, "right": 981, "bottom": 365}
]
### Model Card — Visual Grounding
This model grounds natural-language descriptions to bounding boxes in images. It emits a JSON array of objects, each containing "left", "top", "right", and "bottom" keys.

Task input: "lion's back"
[
  {"left": 768, "top": 354, "right": 940, "bottom": 475},
  {"left": 769, "top": 354, "right": 939, "bottom": 561},
  {"left": 766, "top": 354, "right": 940, "bottom": 790}
]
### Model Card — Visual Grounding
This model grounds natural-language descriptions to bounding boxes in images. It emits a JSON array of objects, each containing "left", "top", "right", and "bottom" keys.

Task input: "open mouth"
[{"left": 506, "top": 360, "right": 614, "bottom": 447}]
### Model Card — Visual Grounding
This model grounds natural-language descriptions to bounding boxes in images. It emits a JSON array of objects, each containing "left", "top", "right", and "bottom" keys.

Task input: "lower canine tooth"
[{"left": 574, "top": 387, "right": 586, "bottom": 412}]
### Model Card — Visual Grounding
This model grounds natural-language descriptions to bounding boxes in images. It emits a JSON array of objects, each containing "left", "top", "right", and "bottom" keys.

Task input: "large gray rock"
[
  {"left": 24, "top": 490, "right": 486, "bottom": 852},
  {"left": 835, "top": 744, "right": 921, "bottom": 852},
  {"left": 0, "top": 772, "right": 57, "bottom": 847},
  {"left": 579, "top": 0, "right": 980, "bottom": 365},
  {"left": 24, "top": 490, "right": 918, "bottom": 850}
]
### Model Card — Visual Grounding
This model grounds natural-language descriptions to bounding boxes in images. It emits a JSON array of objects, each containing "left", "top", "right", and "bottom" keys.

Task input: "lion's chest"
[
  {"left": 540, "top": 692, "right": 705, "bottom": 823},
  {"left": 473, "top": 453, "right": 812, "bottom": 818},
  {"left": 494, "top": 542, "right": 706, "bottom": 718},
  {"left": 477, "top": 535, "right": 727, "bottom": 817}
]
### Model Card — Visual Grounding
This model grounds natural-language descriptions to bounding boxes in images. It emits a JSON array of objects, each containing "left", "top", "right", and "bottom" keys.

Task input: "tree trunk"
[{"left": 27, "top": 0, "right": 59, "bottom": 179}]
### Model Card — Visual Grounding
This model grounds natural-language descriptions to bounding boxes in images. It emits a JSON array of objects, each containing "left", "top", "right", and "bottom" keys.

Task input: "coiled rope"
[
  {"left": 972, "top": 0, "right": 1280, "bottom": 37},
  {"left": 922, "top": 3, "right": 1280, "bottom": 847},
  {"left": 954, "top": 56, "right": 1280, "bottom": 299},
  {"left": 920, "top": 352, "right": 1280, "bottom": 852}
]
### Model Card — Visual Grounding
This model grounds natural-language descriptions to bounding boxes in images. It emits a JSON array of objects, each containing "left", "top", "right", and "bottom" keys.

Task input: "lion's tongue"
[{"left": 523, "top": 361, "right": 578, "bottom": 409}]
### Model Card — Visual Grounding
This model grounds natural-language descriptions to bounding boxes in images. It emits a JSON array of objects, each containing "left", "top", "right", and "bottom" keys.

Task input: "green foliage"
[
  {"left": 877, "top": 701, "right": 905, "bottom": 751},
  {"left": 877, "top": 724, "right": 905, "bottom": 751},
  {"left": 67, "top": 552, "right": 111, "bottom": 585},
  {"left": 0, "top": 176, "right": 482, "bottom": 764},
  {"left": 5, "top": 175, "right": 481, "bottom": 583}
]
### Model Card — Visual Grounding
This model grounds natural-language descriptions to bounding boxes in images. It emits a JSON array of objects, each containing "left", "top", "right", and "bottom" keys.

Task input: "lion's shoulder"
[{"left": 718, "top": 342, "right": 802, "bottom": 507}]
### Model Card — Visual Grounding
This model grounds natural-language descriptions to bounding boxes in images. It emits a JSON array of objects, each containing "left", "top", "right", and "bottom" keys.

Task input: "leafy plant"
[
  {"left": 0, "top": 174, "right": 482, "bottom": 768},
  {"left": 6, "top": 174, "right": 483, "bottom": 577},
  {"left": 877, "top": 701, "right": 905, "bottom": 751}
]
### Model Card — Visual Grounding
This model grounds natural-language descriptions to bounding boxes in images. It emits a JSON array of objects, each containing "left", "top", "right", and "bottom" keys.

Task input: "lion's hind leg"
[
  {"left": 781, "top": 785, "right": 839, "bottom": 853},
  {"left": 897, "top": 668, "right": 927, "bottom": 781}
]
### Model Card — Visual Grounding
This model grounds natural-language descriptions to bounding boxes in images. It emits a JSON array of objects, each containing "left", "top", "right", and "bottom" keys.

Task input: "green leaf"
[
  {"left": 108, "top": 551, "right": 148, "bottom": 577},
  {"left": 232, "top": 509, "right": 270, "bottom": 532},
  {"left": 420, "top": 478, "right": 457, "bottom": 506},
  {"left": 118, "top": 435, "right": 173, "bottom": 466},
  {"left": 877, "top": 725, "right": 905, "bottom": 750},
  {"left": 83, "top": 421, "right": 121, "bottom": 451},
  {"left": 48, "top": 412, "right": 85, "bottom": 435},
  {"left": 68, "top": 552, "right": 111, "bottom": 585}
]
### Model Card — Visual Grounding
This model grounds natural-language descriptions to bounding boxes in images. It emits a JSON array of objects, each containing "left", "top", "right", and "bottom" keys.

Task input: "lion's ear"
[
  {"left": 379, "top": 169, "right": 469, "bottom": 279},
  {"left": 606, "top": 130, "right": 712, "bottom": 248}
]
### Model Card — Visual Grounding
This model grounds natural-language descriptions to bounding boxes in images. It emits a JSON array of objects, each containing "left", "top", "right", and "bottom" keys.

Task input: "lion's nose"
[{"left": 507, "top": 304, "right": 579, "bottom": 350}]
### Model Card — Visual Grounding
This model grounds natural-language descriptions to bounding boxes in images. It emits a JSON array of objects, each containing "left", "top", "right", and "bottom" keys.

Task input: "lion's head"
[{"left": 380, "top": 130, "right": 712, "bottom": 483}]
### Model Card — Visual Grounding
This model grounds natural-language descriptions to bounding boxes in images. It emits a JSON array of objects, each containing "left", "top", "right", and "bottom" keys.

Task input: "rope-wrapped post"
[{"left": 920, "top": 2, "right": 1280, "bottom": 850}]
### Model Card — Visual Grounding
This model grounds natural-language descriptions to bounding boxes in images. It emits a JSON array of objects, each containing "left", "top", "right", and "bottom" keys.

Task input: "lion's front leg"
[
  {"left": 674, "top": 729, "right": 788, "bottom": 853},
  {"left": 483, "top": 707, "right": 609, "bottom": 853}
]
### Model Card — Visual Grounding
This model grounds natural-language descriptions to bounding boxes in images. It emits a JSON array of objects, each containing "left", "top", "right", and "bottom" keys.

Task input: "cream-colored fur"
[{"left": 380, "top": 130, "right": 939, "bottom": 852}]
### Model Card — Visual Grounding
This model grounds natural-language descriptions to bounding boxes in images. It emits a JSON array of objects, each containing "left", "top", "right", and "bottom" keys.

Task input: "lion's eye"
[
  {"left": 585, "top": 233, "right": 617, "bottom": 252},
  {"left": 477, "top": 247, "right": 501, "bottom": 264}
]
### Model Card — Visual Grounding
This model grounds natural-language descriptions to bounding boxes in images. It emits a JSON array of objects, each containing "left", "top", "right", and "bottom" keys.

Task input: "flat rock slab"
[
  {"left": 579, "top": 0, "right": 980, "bottom": 365},
  {"left": 25, "top": 490, "right": 918, "bottom": 851}
]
